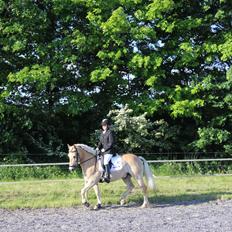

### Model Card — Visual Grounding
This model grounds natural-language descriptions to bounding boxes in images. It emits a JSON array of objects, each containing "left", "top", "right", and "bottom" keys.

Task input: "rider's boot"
[{"left": 103, "top": 164, "right": 110, "bottom": 183}]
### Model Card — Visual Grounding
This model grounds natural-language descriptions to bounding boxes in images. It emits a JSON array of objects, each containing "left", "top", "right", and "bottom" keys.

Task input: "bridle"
[{"left": 69, "top": 145, "right": 97, "bottom": 169}]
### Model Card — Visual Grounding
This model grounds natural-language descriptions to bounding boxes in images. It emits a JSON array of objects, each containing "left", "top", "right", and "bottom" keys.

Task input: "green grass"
[
  {"left": 1, "top": 162, "right": 231, "bottom": 181},
  {"left": 0, "top": 175, "right": 231, "bottom": 209}
]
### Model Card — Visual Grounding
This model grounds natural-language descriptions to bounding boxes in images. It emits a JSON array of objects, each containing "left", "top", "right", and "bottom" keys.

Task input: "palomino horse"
[{"left": 68, "top": 144, "right": 156, "bottom": 209}]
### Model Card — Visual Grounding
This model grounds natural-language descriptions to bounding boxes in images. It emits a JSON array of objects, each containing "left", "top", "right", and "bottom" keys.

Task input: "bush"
[
  {"left": 0, "top": 161, "right": 231, "bottom": 181},
  {"left": 0, "top": 166, "right": 82, "bottom": 181},
  {"left": 0, "top": 152, "right": 28, "bottom": 164},
  {"left": 152, "top": 162, "right": 232, "bottom": 176}
]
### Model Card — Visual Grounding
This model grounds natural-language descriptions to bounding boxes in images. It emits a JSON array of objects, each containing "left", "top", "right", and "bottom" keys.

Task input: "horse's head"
[{"left": 67, "top": 144, "right": 79, "bottom": 171}]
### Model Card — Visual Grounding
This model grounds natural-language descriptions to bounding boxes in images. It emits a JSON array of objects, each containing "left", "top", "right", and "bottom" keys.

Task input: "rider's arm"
[
  {"left": 97, "top": 133, "right": 103, "bottom": 150},
  {"left": 104, "top": 131, "right": 115, "bottom": 152}
]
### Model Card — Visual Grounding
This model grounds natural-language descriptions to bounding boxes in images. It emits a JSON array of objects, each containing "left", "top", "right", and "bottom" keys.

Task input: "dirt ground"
[{"left": 1, "top": 200, "right": 231, "bottom": 232}]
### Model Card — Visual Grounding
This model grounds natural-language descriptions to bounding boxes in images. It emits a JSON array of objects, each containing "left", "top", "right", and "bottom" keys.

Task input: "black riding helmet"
[{"left": 101, "top": 118, "right": 110, "bottom": 126}]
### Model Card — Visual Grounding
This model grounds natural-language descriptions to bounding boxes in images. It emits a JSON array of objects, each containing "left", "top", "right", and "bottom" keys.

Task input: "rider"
[{"left": 96, "top": 118, "right": 116, "bottom": 183}]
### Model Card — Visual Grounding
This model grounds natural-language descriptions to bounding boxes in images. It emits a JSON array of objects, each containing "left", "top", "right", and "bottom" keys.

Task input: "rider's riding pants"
[{"left": 103, "top": 154, "right": 113, "bottom": 165}]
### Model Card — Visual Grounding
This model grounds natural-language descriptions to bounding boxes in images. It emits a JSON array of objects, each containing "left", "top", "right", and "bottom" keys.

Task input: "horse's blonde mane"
[{"left": 75, "top": 144, "right": 95, "bottom": 155}]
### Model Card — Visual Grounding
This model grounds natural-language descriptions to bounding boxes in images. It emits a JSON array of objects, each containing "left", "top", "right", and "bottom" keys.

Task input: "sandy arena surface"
[{"left": 0, "top": 200, "right": 232, "bottom": 232}]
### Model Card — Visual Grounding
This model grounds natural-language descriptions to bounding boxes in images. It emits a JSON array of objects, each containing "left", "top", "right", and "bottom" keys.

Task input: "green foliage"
[
  {"left": 226, "top": 66, "right": 232, "bottom": 80},
  {"left": 1, "top": 161, "right": 231, "bottom": 182},
  {"left": 101, "top": 7, "right": 130, "bottom": 36},
  {"left": 0, "top": 0, "right": 231, "bottom": 158},
  {"left": 194, "top": 128, "right": 231, "bottom": 152},
  {"left": 1, "top": 152, "right": 28, "bottom": 164},
  {"left": 218, "top": 32, "right": 232, "bottom": 61},
  {"left": 107, "top": 105, "right": 180, "bottom": 152},
  {"left": 8, "top": 65, "right": 51, "bottom": 90},
  {"left": 146, "top": 0, "right": 174, "bottom": 19},
  {"left": 0, "top": 166, "right": 82, "bottom": 181},
  {"left": 90, "top": 67, "right": 112, "bottom": 82},
  {"left": 153, "top": 162, "right": 232, "bottom": 176},
  {"left": 107, "top": 105, "right": 154, "bottom": 152},
  {"left": 170, "top": 99, "right": 204, "bottom": 119}
]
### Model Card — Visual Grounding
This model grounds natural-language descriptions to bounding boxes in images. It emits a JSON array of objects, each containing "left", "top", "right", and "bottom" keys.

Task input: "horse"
[{"left": 67, "top": 144, "right": 156, "bottom": 209}]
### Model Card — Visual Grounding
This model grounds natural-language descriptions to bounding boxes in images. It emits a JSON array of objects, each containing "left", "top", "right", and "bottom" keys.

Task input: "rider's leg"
[
  {"left": 97, "top": 156, "right": 104, "bottom": 173},
  {"left": 98, "top": 156, "right": 104, "bottom": 182},
  {"left": 103, "top": 154, "right": 113, "bottom": 183},
  {"left": 104, "top": 164, "right": 111, "bottom": 183}
]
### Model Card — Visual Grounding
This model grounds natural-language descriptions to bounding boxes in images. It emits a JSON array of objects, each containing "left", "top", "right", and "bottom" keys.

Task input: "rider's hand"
[
  {"left": 96, "top": 147, "right": 101, "bottom": 157},
  {"left": 101, "top": 148, "right": 105, "bottom": 153}
]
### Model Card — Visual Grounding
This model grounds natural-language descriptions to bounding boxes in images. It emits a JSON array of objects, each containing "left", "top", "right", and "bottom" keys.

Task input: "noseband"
[{"left": 69, "top": 147, "right": 80, "bottom": 169}]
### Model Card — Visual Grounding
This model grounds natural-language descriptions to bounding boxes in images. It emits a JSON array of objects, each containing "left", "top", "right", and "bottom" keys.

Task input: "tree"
[
  {"left": 0, "top": 0, "right": 231, "bottom": 159},
  {"left": 107, "top": 105, "right": 154, "bottom": 153}
]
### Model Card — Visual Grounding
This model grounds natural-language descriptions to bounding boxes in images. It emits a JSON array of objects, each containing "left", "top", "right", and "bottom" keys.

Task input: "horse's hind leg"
[
  {"left": 135, "top": 176, "right": 150, "bottom": 208},
  {"left": 120, "top": 175, "right": 134, "bottom": 206}
]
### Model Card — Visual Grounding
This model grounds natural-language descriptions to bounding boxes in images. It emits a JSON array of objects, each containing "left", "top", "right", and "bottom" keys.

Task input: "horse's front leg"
[
  {"left": 81, "top": 183, "right": 91, "bottom": 207},
  {"left": 93, "top": 184, "right": 102, "bottom": 209},
  {"left": 80, "top": 176, "right": 100, "bottom": 207},
  {"left": 81, "top": 187, "right": 89, "bottom": 207},
  {"left": 84, "top": 178, "right": 91, "bottom": 204}
]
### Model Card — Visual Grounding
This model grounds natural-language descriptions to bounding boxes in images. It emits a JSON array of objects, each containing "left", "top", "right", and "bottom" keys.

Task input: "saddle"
[
  {"left": 98, "top": 154, "right": 122, "bottom": 183},
  {"left": 109, "top": 154, "right": 122, "bottom": 171}
]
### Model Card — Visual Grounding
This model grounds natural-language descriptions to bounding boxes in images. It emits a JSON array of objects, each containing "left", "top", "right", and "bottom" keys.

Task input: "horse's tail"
[{"left": 139, "top": 156, "right": 156, "bottom": 191}]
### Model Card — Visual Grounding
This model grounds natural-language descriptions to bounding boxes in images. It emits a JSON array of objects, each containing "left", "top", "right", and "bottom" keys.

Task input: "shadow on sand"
[
  {"left": 149, "top": 191, "right": 231, "bottom": 207},
  {"left": 101, "top": 191, "right": 232, "bottom": 210}
]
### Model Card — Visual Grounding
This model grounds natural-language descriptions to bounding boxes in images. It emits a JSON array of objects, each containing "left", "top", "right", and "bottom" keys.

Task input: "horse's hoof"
[
  {"left": 140, "top": 203, "right": 150, "bottom": 208},
  {"left": 99, "top": 178, "right": 104, "bottom": 183},
  {"left": 93, "top": 204, "right": 102, "bottom": 210},
  {"left": 103, "top": 177, "right": 110, "bottom": 183},
  {"left": 83, "top": 202, "right": 90, "bottom": 208},
  {"left": 120, "top": 199, "right": 126, "bottom": 206}
]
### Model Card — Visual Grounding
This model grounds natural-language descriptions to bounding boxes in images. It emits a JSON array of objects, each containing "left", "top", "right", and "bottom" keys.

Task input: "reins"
[
  {"left": 76, "top": 146, "right": 98, "bottom": 165},
  {"left": 79, "top": 154, "right": 97, "bottom": 165}
]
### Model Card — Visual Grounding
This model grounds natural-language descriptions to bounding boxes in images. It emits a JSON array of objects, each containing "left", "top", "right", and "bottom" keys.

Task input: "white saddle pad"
[{"left": 110, "top": 154, "right": 122, "bottom": 171}]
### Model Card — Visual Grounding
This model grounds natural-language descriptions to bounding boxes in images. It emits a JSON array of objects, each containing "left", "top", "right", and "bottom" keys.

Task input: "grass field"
[{"left": 0, "top": 175, "right": 231, "bottom": 209}]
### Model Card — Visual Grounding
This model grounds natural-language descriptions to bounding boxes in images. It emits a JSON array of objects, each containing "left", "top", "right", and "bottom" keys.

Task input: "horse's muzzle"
[{"left": 69, "top": 166, "right": 76, "bottom": 171}]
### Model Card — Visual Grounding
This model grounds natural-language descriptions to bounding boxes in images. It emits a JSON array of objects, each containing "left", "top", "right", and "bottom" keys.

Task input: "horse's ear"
[{"left": 67, "top": 144, "right": 70, "bottom": 149}]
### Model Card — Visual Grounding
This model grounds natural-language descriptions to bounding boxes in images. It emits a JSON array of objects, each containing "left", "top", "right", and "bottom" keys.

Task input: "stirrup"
[{"left": 103, "top": 177, "right": 110, "bottom": 183}]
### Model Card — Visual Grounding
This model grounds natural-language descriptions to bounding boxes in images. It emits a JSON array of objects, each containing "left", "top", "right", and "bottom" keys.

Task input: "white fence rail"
[
  {"left": 0, "top": 158, "right": 232, "bottom": 168},
  {"left": 147, "top": 158, "right": 232, "bottom": 163},
  {"left": 0, "top": 162, "right": 68, "bottom": 168}
]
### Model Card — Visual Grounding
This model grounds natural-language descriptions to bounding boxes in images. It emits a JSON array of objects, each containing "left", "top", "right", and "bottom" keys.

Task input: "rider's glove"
[
  {"left": 96, "top": 147, "right": 101, "bottom": 157},
  {"left": 101, "top": 148, "right": 105, "bottom": 153}
]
